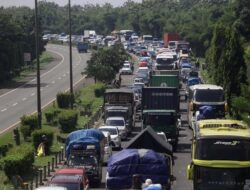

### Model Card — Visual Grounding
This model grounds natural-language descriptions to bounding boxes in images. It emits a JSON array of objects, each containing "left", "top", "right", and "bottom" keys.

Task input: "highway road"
[
  {"left": 94, "top": 63, "right": 193, "bottom": 190},
  {"left": 0, "top": 44, "right": 91, "bottom": 134}
]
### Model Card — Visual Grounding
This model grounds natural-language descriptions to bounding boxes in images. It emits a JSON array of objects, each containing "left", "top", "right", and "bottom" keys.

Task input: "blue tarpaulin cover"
[
  {"left": 106, "top": 149, "right": 170, "bottom": 190},
  {"left": 197, "top": 106, "right": 216, "bottom": 120},
  {"left": 65, "top": 129, "right": 104, "bottom": 159},
  {"left": 187, "top": 77, "right": 200, "bottom": 87}
]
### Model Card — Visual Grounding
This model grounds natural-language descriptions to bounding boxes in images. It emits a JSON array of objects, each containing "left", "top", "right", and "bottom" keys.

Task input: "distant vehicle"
[
  {"left": 133, "top": 77, "right": 144, "bottom": 84},
  {"left": 48, "top": 168, "right": 89, "bottom": 190},
  {"left": 155, "top": 53, "right": 175, "bottom": 70},
  {"left": 133, "top": 82, "right": 145, "bottom": 89},
  {"left": 77, "top": 42, "right": 88, "bottom": 53},
  {"left": 99, "top": 126, "right": 121, "bottom": 149},
  {"left": 120, "top": 63, "right": 133, "bottom": 75},
  {"left": 142, "top": 35, "right": 153, "bottom": 43},
  {"left": 105, "top": 117, "right": 127, "bottom": 140},
  {"left": 163, "top": 32, "right": 180, "bottom": 48},
  {"left": 176, "top": 41, "right": 190, "bottom": 53}
]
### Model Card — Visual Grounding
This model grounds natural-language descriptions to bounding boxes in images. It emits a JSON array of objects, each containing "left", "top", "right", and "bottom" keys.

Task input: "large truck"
[
  {"left": 104, "top": 89, "right": 135, "bottom": 133},
  {"left": 142, "top": 87, "right": 180, "bottom": 150},
  {"left": 77, "top": 42, "right": 88, "bottom": 53},
  {"left": 187, "top": 84, "right": 227, "bottom": 130},
  {"left": 163, "top": 32, "right": 180, "bottom": 48},
  {"left": 106, "top": 149, "right": 174, "bottom": 190},
  {"left": 65, "top": 129, "right": 107, "bottom": 186},
  {"left": 187, "top": 119, "right": 250, "bottom": 190}
]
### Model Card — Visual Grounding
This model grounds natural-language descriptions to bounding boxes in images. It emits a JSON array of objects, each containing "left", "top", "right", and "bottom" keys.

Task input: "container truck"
[
  {"left": 150, "top": 75, "right": 179, "bottom": 88},
  {"left": 142, "top": 87, "right": 180, "bottom": 150},
  {"left": 163, "top": 33, "right": 180, "bottom": 48}
]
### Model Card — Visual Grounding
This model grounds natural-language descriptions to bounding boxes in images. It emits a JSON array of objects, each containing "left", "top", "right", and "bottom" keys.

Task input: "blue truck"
[{"left": 77, "top": 42, "right": 88, "bottom": 53}]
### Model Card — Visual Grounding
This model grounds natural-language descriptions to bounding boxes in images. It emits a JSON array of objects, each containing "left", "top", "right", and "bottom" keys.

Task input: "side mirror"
[{"left": 187, "top": 164, "right": 193, "bottom": 180}]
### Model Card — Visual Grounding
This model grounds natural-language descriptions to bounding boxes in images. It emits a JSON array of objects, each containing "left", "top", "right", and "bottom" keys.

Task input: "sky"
[{"left": 0, "top": 0, "right": 142, "bottom": 8}]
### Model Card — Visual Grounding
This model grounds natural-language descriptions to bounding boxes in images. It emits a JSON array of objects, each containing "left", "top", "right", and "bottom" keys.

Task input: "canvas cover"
[
  {"left": 125, "top": 126, "right": 172, "bottom": 155},
  {"left": 65, "top": 137, "right": 100, "bottom": 159},
  {"left": 106, "top": 149, "right": 170, "bottom": 190},
  {"left": 65, "top": 129, "right": 104, "bottom": 147}
]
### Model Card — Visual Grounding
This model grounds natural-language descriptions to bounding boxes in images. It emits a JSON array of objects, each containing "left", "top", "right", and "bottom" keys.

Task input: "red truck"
[{"left": 163, "top": 33, "right": 180, "bottom": 48}]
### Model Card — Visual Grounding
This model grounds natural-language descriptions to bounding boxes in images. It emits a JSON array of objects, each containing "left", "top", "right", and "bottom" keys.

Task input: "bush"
[
  {"left": 94, "top": 83, "right": 106, "bottom": 97},
  {"left": 58, "top": 110, "right": 78, "bottom": 133},
  {"left": 56, "top": 92, "right": 74, "bottom": 108},
  {"left": 45, "top": 108, "right": 61, "bottom": 124},
  {"left": 32, "top": 128, "right": 54, "bottom": 155},
  {"left": 20, "top": 114, "right": 38, "bottom": 131},
  {"left": 20, "top": 125, "right": 31, "bottom": 141},
  {"left": 2, "top": 144, "right": 34, "bottom": 179}
]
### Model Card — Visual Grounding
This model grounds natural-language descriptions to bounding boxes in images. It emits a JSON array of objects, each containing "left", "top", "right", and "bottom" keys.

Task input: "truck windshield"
[
  {"left": 99, "top": 128, "right": 117, "bottom": 135},
  {"left": 195, "top": 138, "right": 250, "bottom": 161},
  {"left": 195, "top": 166, "right": 250, "bottom": 190},
  {"left": 156, "top": 58, "right": 173, "bottom": 65},
  {"left": 194, "top": 89, "right": 224, "bottom": 102},
  {"left": 107, "top": 111, "right": 127, "bottom": 119}
]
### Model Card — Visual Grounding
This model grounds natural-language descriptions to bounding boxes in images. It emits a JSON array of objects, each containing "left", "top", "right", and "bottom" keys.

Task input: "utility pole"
[
  {"left": 35, "top": 0, "right": 42, "bottom": 128},
  {"left": 69, "top": 0, "right": 74, "bottom": 109}
]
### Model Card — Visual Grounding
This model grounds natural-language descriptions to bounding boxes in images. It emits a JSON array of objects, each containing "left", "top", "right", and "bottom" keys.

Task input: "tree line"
[{"left": 1, "top": 0, "right": 249, "bottom": 123}]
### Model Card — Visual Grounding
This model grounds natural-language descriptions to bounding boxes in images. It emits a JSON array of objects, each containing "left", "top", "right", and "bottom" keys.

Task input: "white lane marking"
[
  {"left": 45, "top": 85, "right": 49, "bottom": 88},
  {"left": 52, "top": 81, "right": 55, "bottom": 84},
  {"left": 66, "top": 71, "right": 69, "bottom": 74},
  {"left": 41, "top": 88, "right": 44, "bottom": 91},
  {"left": 0, "top": 75, "right": 87, "bottom": 135},
  {"left": 0, "top": 48, "right": 65, "bottom": 98},
  {"left": 1, "top": 108, "right": 7, "bottom": 112},
  {"left": 58, "top": 77, "right": 62, "bottom": 80},
  {"left": 31, "top": 93, "right": 35, "bottom": 96},
  {"left": 22, "top": 98, "right": 27, "bottom": 101},
  {"left": 12, "top": 103, "right": 18, "bottom": 106},
  {"left": 63, "top": 74, "right": 66, "bottom": 77}
]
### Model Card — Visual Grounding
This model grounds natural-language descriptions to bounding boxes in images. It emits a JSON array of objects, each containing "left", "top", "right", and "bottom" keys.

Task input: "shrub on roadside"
[
  {"left": 58, "top": 110, "right": 78, "bottom": 133},
  {"left": 45, "top": 108, "right": 61, "bottom": 124},
  {"left": 20, "top": 114, "right": 38, "bottom": 131},
  {"left": 2, "top": 144, "right": 34, "bottom": 179},
  {"left": 20, "top": 125, "right": 31, "bottom": 141},
  {"left": 94, "top": 83, "right": 106, "bottom": 97},
  {"left": 56, "top": 92, "right": 75, "bottom": 108},
  {"left": 32, "top": 128, "right": 54, "bottom": 155}
]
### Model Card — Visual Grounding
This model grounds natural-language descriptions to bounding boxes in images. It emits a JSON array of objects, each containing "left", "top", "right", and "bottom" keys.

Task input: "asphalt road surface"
[
  {"left": 0, "top": 44, "right": 91, "bottom": 134},
  {"left": 93, "top": 63, "right": 193, "bottom": 190}
]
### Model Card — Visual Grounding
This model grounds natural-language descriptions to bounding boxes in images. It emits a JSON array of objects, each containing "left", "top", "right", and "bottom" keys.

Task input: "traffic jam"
[{"left": 37, "top": 31, "right": 250, "bottom": 190}]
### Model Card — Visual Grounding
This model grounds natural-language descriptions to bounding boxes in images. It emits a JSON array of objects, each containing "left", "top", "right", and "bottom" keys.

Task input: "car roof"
[
  {"left": 50, "top": 175, "right": 83, "bottom": 183},
  {"left": 55, "top": 168, "right": 84, "bottom": 175},
  {"left": 106, "top": 116, "right": 125, "bottom": 120},
  {"left": 99, "top": 126, "right": 118, "bottom": 130},
  {"left": 35, "top": 187, "right": 67, "bottom": 190},
  {"left": 190, "top": 84, "right": 223, "bottom": 90}
]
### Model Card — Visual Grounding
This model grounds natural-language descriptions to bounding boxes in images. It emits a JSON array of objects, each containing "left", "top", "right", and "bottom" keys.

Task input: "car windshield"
[
  {"left": 50, "top": 183, "right": 79, "bottom": 190},
  {"left": 195, "top": 166, "right": 250, "bottom": 190},
  {"left": 195, "top": 138, "right": 250, "bottom": 161},
  {"left": 123, "top": 64, "right": 130, "bottom": 68},
  {"left": 99, "top": 128, "right": 117, "bottom": 135},
  {"left": 194, "top": 89, "right": 224, "bottom": 102},
  {"left": 106, "top": 119, "right": 124, "bottom": 126}
]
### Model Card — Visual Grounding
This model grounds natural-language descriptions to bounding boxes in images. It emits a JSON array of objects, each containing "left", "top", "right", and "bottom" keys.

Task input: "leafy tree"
[{"left": 206, "top": 23, "right": 247, "bottom": 111}]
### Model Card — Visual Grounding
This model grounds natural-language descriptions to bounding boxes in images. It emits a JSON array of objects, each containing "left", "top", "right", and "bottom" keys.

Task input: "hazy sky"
[{"left": 0, "top": 0, "right": 142, "bottom": 8}]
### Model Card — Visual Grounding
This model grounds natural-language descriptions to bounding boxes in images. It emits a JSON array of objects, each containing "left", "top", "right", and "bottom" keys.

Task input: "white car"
[
  {"left": 99, "top": 126, "right": 121, "bottom": 149},
  {"left": 120, "top": 63, "right": 133, "bottom": 75},
  {"left": 105, "top": 117, "right": 127, "bottom": 140},
  {"left": 101, "top": 131, "right": 113, "bottom": 162}
]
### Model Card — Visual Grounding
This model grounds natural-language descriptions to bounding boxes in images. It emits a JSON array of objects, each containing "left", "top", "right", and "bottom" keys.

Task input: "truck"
[
  {"left": 77, "top": 42, "right": 88, "bottom": 53},
  {"left": 142, "top": 87, "right": 180, "bottom": 150},
  {"left": 150, "top": 75, "right": 179, "bottom": 88},
  {"left": 187, "top": 119, "right": 250, "bottom": 190},
  {"left": 104, "top": 88, "right": 135, "bottom": 133},
  {"left": 106, "top": 149, "right": 174, "bottom": 190},
  {"left": 163, "top": 32, "right": 180, "bottom": 48},
  {"left": 65, "top": 129, "right": 107, "bottom": 186}
]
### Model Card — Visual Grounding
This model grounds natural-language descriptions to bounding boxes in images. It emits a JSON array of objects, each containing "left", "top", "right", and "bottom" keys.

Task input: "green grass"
[{"left": 0, "top": 82, "right": 104, "bottom": 189}]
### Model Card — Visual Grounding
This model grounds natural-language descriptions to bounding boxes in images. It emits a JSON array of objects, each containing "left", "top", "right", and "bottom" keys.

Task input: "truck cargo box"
[
  {"left": 153, "top": 70, "right": 179, "bottom": 77},
  {"left": 142, "top": 87, "right": 179, "bottom": 111},
  {"left": 150, "top": 75, "right": 179, "bottom": 88}
]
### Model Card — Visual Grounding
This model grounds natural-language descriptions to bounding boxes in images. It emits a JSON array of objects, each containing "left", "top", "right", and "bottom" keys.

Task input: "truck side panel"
[
  {"left": 150, "top": 75, "right": 179, "bottom": 88},
  {"left": 142, "top": 87, "right": 179, "bottom": 111}
]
